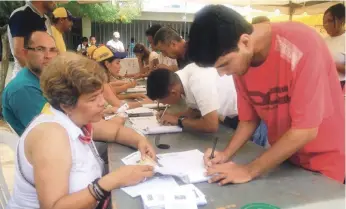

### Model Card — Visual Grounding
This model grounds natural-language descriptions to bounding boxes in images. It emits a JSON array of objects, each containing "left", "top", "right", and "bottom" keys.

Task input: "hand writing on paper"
[
  {"left": 206, "top": 161, "right": 252, "bottom": 185},
  {"left": 159, "top": 113, "right": 179, "bottom": 125},
  {"left": 203, "top": 149, "right": 228, "bottom": 167},
  {"left": 137, "top": 138, "right": 157, "bottom": 161},
  {"left": 128, "top": 79, "right": 137, "bottom": 88}
]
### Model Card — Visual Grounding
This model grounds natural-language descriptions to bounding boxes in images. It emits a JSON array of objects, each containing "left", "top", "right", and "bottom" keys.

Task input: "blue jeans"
[
  {"left": 223, "top": 117, "right": 268, "bottom": 147},
  {"left": 251, "top": 121, "right": 268, "bottom": 147}
]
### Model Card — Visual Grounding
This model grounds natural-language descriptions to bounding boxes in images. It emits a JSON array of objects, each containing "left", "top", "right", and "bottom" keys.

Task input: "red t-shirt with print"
[{"left": 234, "top": 22, "right": 345, "bottom": 183}]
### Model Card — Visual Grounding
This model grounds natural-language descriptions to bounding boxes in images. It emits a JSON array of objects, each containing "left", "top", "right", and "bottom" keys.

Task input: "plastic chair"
[{"left": 0, "top": 130, "right": 19, "bottom": 209}]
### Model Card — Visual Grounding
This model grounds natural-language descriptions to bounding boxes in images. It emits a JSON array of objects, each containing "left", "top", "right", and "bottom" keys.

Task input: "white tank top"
[{"left": 7, "top": 105, "right": 103, "bottom": 209}]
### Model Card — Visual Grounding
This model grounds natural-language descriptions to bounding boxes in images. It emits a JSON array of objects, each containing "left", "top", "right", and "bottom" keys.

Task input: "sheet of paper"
[
  {"left": 127, "top": 87, "right": 147, "bottom": 93},
  {"left": 121, "top": 176, "right": 179, "bottom": 198},
  {"left": 129, "top": 116, "right": 182, "bottom": 135},
  {"left": 164, "top": 189, "right": 198, "bottom": 209},
  {"left": 155, "top": 149, "right": 209, "bottom": 184},
  {"left": 141, "top": 188, "right": 198, "bottom": 209},
  {"left": 122, "top": 150, "right": 209, "bottom": 184},
  {"left": 142, "top": 103, "right": 169, "bottom": 109},
  {"left": 179, "top": 184, "right": 207, "bottom": 206},
  {"left": 125, "top": 107, "right": 155, "bottom": 117}
]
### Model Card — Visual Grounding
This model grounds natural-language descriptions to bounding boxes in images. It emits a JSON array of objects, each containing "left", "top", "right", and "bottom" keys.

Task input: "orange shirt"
[{"left": 234, "top": 22, "right": 345, "bottom": 183}]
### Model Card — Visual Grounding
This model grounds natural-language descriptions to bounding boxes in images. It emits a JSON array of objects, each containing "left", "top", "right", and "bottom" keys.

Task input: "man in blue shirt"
[{"left": 2, "top": 31, "right": 58, "bottom": 135}]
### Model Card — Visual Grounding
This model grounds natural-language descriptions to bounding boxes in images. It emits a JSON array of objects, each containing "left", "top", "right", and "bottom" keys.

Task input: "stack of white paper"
[
  {"left": 127, "top": 86, "right": 147, "bottom": 93},
  {"left": 121, "top": 176, "right": 179, "bottom": 198},
  {"left": 142, "top": 103, "right": 169, "bottom": 109},
  {"left": 129, "top": 116, "right": 182, "bottom": 135},
  {"left": 141, "top": 185, "right": 206, "bottom": 209},
  {"left": 125, "top": 107, "right": 155, "bottom": 117},
  {"left": 156, "top": 150, "right": 209, "bottom": 184},
  {"left": 122, "top": 150, "right": 209, "bottom": 184}
]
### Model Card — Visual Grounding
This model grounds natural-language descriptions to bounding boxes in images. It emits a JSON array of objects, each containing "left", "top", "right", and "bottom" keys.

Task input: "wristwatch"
[{"left": 177, "top": 116, "right": 186, "bottom": 128}]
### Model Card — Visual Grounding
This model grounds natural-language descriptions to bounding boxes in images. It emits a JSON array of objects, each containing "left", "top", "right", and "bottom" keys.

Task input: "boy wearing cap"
[{"left": 51, "top": 7, "right": 75, "bottom": 53}]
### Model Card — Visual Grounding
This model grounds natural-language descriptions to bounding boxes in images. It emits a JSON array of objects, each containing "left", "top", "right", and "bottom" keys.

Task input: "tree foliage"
[
  {"left": 0, "top": 1, "right": 25, "bottom": 26},
  {"left": 59, "top": 1, "right": 141, "bottom": 23}
]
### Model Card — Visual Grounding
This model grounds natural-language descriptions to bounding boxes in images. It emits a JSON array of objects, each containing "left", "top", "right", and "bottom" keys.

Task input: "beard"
[{"left": 43, "top": 2, "right": 56, "bottom": 14}]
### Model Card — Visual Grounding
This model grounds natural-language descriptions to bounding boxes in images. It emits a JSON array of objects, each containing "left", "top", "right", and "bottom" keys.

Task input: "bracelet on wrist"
[
  {"left": 88, "top": 184, "right": 101, "bottom": 201},
  {"left": 92, "top": 178, "right": 110, "bottom": 200}
]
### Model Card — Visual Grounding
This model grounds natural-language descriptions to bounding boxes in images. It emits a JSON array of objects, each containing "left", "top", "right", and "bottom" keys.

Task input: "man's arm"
[
  {"left": 9, "top": 12, "right": 30, "bottom": 67},
  {"left": 247, "top": 127, "right": 317, "bottom": 178},
  {"left": 181, "top": 110, "right": 219, "bottom": 133},
  {"left": 335, "top": 61, "right": 345, "bottom": 74},
  {"left": 223, "top": 120, "right": 259, "bottom": 157},
  {"left": 12, "top": 37, "right": 26, "bottom": 67},
  {"left": 161, "top": 110, "right": 219, "bottom": 133}
]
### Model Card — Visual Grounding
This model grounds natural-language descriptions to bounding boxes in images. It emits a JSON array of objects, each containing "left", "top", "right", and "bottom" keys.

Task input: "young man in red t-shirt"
[{"left": 187, "top": 5, "right": 345, "bottom": 184}]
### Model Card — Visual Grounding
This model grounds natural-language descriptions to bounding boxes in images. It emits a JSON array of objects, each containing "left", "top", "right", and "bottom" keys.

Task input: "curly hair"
[{"left": 40, "top": 52, "right": 107, "bottom": 111}]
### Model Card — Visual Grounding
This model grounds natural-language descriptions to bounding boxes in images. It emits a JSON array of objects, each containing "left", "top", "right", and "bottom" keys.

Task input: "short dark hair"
[
  {"left": 187, "top": 5, "right": 253, "bottom": 67},
  {"left": 81, "top": 37, "right": 88, "bottom": 43},
  {"left": 131, "top": 37, "right": 135, "bottom": 42},
  {"left": 146, "top": 24, "right": 162, "bottom": 37},
  {"left": 252, "top": 16, "right": 270, "bottom": 24},
  {"left": 153, "top": 27, "right": 182, "bottom": 46},
  {"left": 24, "top": 31, "right": 52, "bottom": 48},
  {"left": 325, "top": 3, "right": 345, "bottom": 21},
  {"left": 147, "top": 69, "right": 180, "bottom": 100}
]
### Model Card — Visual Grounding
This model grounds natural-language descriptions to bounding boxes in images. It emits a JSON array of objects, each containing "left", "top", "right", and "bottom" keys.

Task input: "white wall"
[
  {"left": 82, "top": 17, "right": 92, "bottom": 38},
  {"left": 136, "top": 12, "right": 194, "bottom": 22}
]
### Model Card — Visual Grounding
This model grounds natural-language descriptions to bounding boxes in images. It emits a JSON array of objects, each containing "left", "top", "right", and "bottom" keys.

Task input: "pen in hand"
[
  {"left": 209, "top": 137, "right": 219, "bottom": 160},
  {"left": 159, "top": 106, "right": 168, "bottom": 123}
]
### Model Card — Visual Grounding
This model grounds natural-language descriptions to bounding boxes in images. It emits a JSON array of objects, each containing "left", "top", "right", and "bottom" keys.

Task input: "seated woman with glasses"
[
  {"left": 92, "top": 45, "right": 153, "bottom": 115},
  {"left": 7, "top": 52, "right": 156, "bottom": 209}
]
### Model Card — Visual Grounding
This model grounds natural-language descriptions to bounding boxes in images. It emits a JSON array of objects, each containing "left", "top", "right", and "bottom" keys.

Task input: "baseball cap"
[
  {"left": 87, "top": 45, "right": 97, "bottom": 57},
  {"left": 113, "top": 32, "right": 120, "bottom": 38},
  {"left": 53, "top": 7, "right": 76, "bottom": 20},
  {"left": 92, "top": 45, "right": 127, "bottom": 62}
]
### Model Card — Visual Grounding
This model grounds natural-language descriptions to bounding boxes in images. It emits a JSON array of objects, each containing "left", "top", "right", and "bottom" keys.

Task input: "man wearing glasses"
[
  {"left": 8, "top": 1, "right": 56, "bottom": 78},
  {"left": 2, "top": 31, "right": 59, "bottom": 136}
]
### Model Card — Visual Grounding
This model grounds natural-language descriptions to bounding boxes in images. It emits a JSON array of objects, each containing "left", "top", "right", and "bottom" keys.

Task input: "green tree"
[
  {"left": 0, "top": 1, "right": 25, "bottom": 116},
  {"left": 60, "top": 1, "right": 141, "bottom": 23}
]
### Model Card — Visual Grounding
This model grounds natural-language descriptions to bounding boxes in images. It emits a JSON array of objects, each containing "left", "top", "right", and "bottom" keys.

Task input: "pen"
[
  {"left": 159, "top": 106, "right": 168, "bottom": 122},
  {"left": 209, "top": 137, "right": 219, "bottom": 159}
]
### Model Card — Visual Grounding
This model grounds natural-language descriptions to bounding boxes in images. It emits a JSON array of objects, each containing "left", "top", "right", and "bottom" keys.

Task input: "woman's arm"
[
  {"left": 109, "top": 80, "right": 129, "bottom": 86},
  {"left": 110, "top": 81, "right": 136, "bottom": 94},
  {"left": 26, "top": 123, "right": 98, "bottom": 209},
  {"left": 103, "top": 84, "right": 122, "bottom": 108},
  {"left": 27, "top": 122, "right": 153, "bottom": 209}
]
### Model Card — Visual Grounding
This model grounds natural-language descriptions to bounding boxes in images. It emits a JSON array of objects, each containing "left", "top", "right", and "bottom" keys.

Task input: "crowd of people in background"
[{"left": 2, "top": 1, "right": 345, "bottom": 209}]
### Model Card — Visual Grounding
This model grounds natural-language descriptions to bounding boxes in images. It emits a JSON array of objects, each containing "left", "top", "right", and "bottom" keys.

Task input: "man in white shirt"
[
  {"left": 323, "top": 3, "right": 345, "bottom": 88},
  {"left": 107, "top": 31, "right": 125, "bottom": 52},
  {"left": 146, "top": 24, "right": 178, "bottom": 71},
  {"left": 8, "top": 1, "right": 56, "bottom": 78},
  {"left": 146, "top": 63, "right": 237, "bottom": 133}
]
